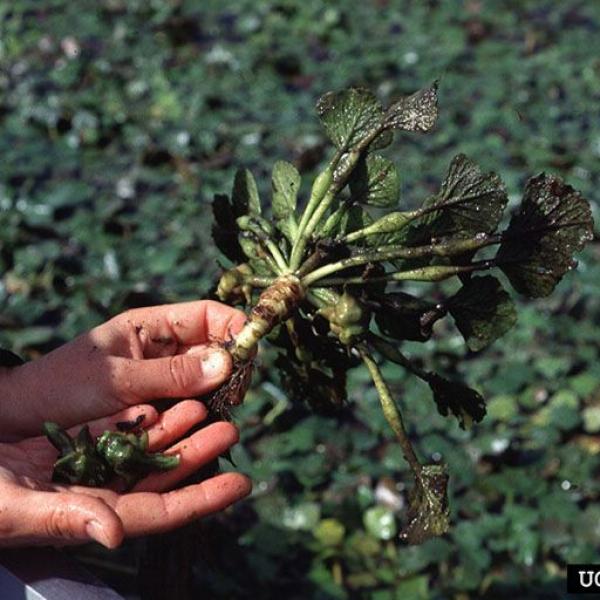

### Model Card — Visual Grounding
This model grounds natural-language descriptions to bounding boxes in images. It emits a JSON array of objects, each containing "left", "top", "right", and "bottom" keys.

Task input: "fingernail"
[
  {"left": 200, "top": 349, "right": 230, "bottom": 379},
  {"left": 86, "top": 520, "right": 111, "bottom": 548}
]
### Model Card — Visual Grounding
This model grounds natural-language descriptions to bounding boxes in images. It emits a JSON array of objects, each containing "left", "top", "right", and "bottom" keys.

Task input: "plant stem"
[
  {"left": 343, "top": 210, "right": 419, "bottom": 243},
  {"left": 265, "top": 239, "right": 289, "bottom": 273},
  {"left": 242, "top": 230, "right": 287, "bottom": 275},
  {"left": 341, "top": 188, "right": 496, "bottom": 244},
  {"left": 244, "top": 276, "right": 275, "bottom": 288},
  {"left": 290, "top": 125, "right": 384, "bottom": 270},
  {"left": 296, "top": 247, "right": 326, "bottom": 278},
  {"left": 301, "top": 234, "right": 500, "bottom": 285},
  {"left": 290, "top": 151, "right": 343, "bottom": 270},
  {"left": 232, "top": 275, "right": 305, "bottom": 361},
  {"left": 313, "top": 261, "right": 495, "bottom": 287},
  {"left": 359, "top": 348, "right": 422, "bottom": 477}
]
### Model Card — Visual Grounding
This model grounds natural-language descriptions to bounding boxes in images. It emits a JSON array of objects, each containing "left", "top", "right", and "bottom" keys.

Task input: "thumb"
[
  {"left": 6, "top": 489, "right": 124, "bottom": 548},
  {"left": 113, "top": 346, "right": 232, "bottom": 401}
]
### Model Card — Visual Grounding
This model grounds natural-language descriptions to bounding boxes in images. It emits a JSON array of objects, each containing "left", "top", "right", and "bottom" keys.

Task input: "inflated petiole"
[
  {"left": 313, "top": 261, "right": 496, "bottom": 287},
  {"left": 301, "top": 235, "right": 500, "bottom": 286},
  {"left": 358, "top": 348, "right": 423, "bottom": 478},
  {"left": 359, "top": 347, "right": 450, "bottom": 544}
]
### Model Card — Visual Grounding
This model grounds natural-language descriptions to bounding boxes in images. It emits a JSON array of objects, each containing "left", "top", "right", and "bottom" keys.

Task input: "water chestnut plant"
[{"left": 211, "top": 82, "right": 594, "bottom": 544}]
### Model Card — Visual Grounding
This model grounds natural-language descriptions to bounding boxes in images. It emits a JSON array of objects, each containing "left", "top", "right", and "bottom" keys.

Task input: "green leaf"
[
  {"left": 271, "top": 161, "right": 300, "bottom": 243},
  {"left": 349, "top": 154, "right": 400, "bottom": 208},
  {"left": 429, "top": 153, "right": 508, "bottom": 240},
  {"left": 400, "top": 464, "right": 450, "bottom": 545},
  {"left": 316, "top": 88, "right": 384, "bottom": 150},
  {"left": 374, "top": 292, "right": 441, "bottom": 342},
  {"left": 496, "top": 173, "right": 594, "bottom": 297},
  {"left": 314, "top": 518, "right": 346, "bottom": 546},
  {"left": 275, "top": 355, "right": 348, "bottom": 415},
  {"left": 0, "top": 348, "right": 25, "bottom": 367},
  {"left": 384, "top": 82, "right": 439, "bottom": 133},
  {"left": 232, "top": 168, "right": 261, "bottom": 216},
  {"left": 271, "top": 160, "right": 300, "bottom": 220},
  {"left": 428, "top": 374, "right": 486, "bottom": 429},
  {"left": 214, "top": 171, "right": 266, "bottom": 263},
  {"left": 235, "top": 228, "right": 273, "bottom": 275},
  {"left": 395, "top": 576, "right": 429, "bottom": 600},
  {"left": 237, "top": 215, "right": 275, "bottom": 238},
  {"left": 448, "top": 276, "right": 517, "bottom": 351},
  {"left": 363, "top": 506, "right": 397, "bottom": 540}
]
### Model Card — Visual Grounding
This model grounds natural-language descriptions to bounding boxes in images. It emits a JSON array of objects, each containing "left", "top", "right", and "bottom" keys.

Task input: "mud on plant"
[{"left": 212, "top": 82, "right": 594, "bottom": 544}]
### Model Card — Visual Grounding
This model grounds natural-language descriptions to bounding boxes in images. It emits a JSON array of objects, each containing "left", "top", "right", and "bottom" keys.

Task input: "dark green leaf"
[
  {"left": 374, "top": 292, "right": 441, "bottom": 342},
  {"left": 429, "top": 153, "right": 508, "bottom": 240},
  {"left": 448, "top": 276, "right": 517, "bottom": 351},
  {"left": 276, "top": 356, "right": 347, "bottom": 415},
  {"left": 271, "top": 160, "right": 300, "bottom": 221},
  {"left": 349, "top": 154, "right": 400, "bottom": 208},
  {"left": 272, "top": 160, "right": 300, "bottom": 242},
  {"left": 384, "top": 82, "right": 439, "bottom": 133},
  {"left": 0, "top": 348, "right": 25, "bottom": 367},
  {"left": 497, "top": 173, "right": 594, "bottom": 297},
  {"left": 212, "top": 193, "right": 245, "bottom": 263},
  {"left": 316, "top": 88, "right": 384, "bottom": 149},
  {"left": 428, "top": 374, "right": 486, "bottom": 429},
  {"left": 400, "top": 464, "right": 450, "bottom": 544},
  {"left": 232, "top": 168, "right": 261, "bottom": 216}
]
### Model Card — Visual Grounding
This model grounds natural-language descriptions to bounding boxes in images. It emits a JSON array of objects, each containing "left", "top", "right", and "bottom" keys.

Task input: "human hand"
[
  {"left": 0, "top": 400, "right": 250, "bottom": 548},
  {"left": 0, "top": 301, "right": 247, "bottom": 439}
]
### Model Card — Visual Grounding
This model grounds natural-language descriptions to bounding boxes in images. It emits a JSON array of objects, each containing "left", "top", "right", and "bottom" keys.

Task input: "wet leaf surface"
[
  {"left": 448, "top": 275, "right": 518, "bottom": 351},
  {"left": 497, "top": 173, "right": 594, "bottom": 297}
]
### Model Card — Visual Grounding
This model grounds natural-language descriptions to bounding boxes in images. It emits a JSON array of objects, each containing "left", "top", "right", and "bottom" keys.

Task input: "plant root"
[{"left": 205, "top": 358, "right": 255, "bottom": 419}]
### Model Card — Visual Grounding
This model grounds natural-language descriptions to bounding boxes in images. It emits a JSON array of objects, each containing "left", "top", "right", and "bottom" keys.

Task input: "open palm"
[{"left": 0, "top": 401, "right": 250, "bottom": 548}]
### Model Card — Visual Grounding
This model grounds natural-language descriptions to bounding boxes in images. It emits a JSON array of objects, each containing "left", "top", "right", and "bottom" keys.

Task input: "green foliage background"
[{"left": 1, "top": 1, "right": 600, "bottom": 598}]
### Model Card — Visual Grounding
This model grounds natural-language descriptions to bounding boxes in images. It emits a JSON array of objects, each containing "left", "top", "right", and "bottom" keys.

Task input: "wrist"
[{"left": 0, "top": 364, "right": 34, "bottom": 441}]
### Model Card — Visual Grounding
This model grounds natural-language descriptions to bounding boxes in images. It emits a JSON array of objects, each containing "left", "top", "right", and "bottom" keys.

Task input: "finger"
[
  {"left": 133, "top": 421, "right": 239, "bottom": 493},
  {"left": 67, "top": 405, "right": 159, "bottom": 439},
  {"left": 116, "top": 473, "right": 252, "bottom": 537},
  {"left": 145, "top": 400, "right": 207, "bottom": 451},
  {"left": 0, "top": 487, "right": 124, "bottom": 549},
  {"left": 111, "top": 346, "right": 232, "bottom": 401},
  {"left": 114, "top": 300, "right": 247, "bottom": 358}
]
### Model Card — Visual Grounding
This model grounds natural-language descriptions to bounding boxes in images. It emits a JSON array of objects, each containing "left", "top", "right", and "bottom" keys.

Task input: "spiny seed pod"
[
  {"left": 96, "top": 430, "right": 179, "bottom": 485},
  {"left": 43, "top": 421, "right": 179, "bottom": 488},
  {"left": 319, "top": 290, "right": 369, "bottom": 345},
  {"left": 43, "top": 422, "right": 112, "bottom": 487}
]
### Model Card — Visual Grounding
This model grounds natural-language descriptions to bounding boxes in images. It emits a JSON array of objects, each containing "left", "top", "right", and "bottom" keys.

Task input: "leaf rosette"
[{"left": 208, "top": 81, "right": 594, "bottom": 544}]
